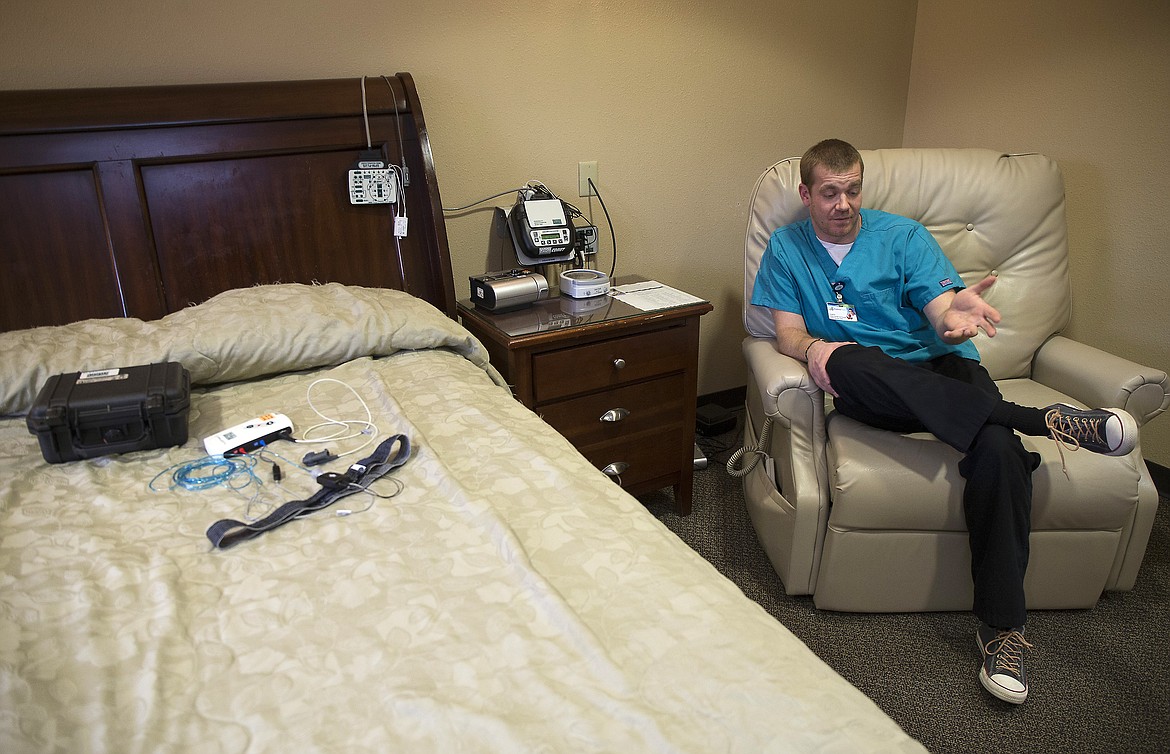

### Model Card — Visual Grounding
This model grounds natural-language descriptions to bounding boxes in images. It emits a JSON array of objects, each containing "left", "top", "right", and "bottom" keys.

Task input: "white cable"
[
  {"left": 360, "top": 76, "right": 372, "bottom": 149},
  {"left": 390, "top": 164, "right": 407, "bottom": 218},
  {"left": 381, "top": 75, "right": 407, "bottom": 194},
  {"left": 296, "top": 378, "right": 379, "bottom": 458},
  {"left": 397, "top": 164, "right": 407, "bottom": 217}
]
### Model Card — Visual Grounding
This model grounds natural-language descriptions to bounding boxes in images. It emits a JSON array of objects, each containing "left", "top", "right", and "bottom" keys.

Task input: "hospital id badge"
[{"left": 827, "top": 302, "right": 858, "bottom": 322}]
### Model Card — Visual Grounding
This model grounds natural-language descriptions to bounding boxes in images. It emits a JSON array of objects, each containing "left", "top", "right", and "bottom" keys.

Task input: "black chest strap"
[{"left": 206, "top": 434, "right": 411, "bottom": 549}]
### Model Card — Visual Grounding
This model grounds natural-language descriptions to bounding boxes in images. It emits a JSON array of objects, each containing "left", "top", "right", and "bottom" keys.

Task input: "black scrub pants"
[{"left": 824, "top": 345, "right": 1040, "bottom": 629}]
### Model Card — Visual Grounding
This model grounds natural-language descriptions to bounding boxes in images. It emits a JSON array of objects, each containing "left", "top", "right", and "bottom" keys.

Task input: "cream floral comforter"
[{"left": 0, "top": 284, "right": 923, "bottom": 753}]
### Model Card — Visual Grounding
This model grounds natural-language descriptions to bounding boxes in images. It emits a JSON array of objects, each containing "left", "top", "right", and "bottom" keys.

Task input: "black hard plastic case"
[{"left": 26, "top": 362, "right": 191, "bottom": 463}]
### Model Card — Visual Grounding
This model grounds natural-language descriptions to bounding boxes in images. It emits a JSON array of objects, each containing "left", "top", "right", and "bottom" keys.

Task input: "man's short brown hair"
[{"left": 800, "top": 139, "right": 864, "bottom": 187}]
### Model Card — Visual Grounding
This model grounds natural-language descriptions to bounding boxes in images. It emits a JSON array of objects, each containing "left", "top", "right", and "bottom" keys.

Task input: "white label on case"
[{"left": 78, "top": 369, "right": 122, "bottom": 382}]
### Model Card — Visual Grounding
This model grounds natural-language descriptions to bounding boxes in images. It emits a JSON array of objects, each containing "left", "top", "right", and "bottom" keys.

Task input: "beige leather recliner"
[{"left": 739, "top": 148, "right": 1169, "bottom": 612}]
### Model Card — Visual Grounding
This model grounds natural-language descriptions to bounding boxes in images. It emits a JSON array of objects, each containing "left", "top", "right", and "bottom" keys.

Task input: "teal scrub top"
[{"left": 751, "top": 208, "right": 979, "bottom": 363}]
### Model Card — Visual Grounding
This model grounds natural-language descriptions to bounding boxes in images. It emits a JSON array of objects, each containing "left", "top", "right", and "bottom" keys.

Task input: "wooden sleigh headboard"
[{"left": 0, "top": 73, "right": 455, "bottom": 332}]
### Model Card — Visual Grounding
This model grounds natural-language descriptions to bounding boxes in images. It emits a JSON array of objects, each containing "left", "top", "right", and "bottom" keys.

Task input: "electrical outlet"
[{"left": 578, "top": 160, "right": 598, "bottom": 197}]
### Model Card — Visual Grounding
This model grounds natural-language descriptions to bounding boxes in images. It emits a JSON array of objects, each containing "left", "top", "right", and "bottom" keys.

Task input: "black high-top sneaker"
[
  {"left": 1045, "top": 404, "right": 1137, "bottom": 456},
  {"left": 976, "top": 623, "right": 1033, "bottom": 704}
]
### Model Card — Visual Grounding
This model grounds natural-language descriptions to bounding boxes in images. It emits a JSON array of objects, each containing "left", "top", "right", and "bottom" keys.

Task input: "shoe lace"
[
  {"left": 1045, "top": 406, "right": 1104, "bottom": 479},
  {"left": 985, "top": 630, "right": 1034, "bottom": 677}
]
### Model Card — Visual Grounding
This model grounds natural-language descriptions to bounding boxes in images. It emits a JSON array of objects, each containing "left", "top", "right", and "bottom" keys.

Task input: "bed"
[{"left": 0, "top": 75, "right": 924, "bottom": 752}]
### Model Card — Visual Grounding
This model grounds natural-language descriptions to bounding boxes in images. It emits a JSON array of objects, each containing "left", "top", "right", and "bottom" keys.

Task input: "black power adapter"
[{"left": 695, "top": 403, "right": 736, "bottom": 437}]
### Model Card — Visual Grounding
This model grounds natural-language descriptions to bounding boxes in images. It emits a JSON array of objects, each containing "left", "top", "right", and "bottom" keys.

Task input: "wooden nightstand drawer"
[
  {"left": 578, "top": 432, "right": 683, "bottom": 491},
  {"left": 538, "top": 374, "right": 686, "bottom": 446},
  {"left": 531, "top": 324, "right": 691, "bottom": 403}
]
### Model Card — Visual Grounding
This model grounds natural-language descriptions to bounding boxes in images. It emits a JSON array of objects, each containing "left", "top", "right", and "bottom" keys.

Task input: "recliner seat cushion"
[{"left": 826, "top": 379, "right": 1145, "bottom": 533}]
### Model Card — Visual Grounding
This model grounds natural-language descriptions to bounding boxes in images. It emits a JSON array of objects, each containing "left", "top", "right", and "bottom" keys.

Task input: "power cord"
[
  {"left": 443, "top": 187, "right": 528, "bottom": 214},
  {"left": 587, "top": 177, "right": 617, "bottom": 278},
  {"left": 443, "top": 181, "right": 579, "bottom": 216}
]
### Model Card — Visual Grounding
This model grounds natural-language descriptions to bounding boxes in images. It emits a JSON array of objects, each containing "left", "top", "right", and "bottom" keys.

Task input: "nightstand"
[{"left": 458, "top": 278, "right": 712, "bottom": 515}]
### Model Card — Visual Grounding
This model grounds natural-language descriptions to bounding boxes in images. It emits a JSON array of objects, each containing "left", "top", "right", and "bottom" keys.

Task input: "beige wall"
[
  {"left": 904, "top": 0, "right": 1170, "bottom": 465},
  {"left": 0, "top": 0, "right": 917, "bottom": 405},
  {"left": 7, "top": 0, "right": 1165, "bottom": 466}
]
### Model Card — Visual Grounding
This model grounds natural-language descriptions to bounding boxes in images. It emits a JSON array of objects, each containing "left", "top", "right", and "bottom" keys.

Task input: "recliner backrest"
[{"left": 742, "top": 148, "right": 1071, "bottom": 380}]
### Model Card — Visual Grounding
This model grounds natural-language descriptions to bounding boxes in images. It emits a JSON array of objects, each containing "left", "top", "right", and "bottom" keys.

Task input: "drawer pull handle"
[
  {"left": 612, "top": 357, "right": 627, "bottom": 370},
  {"left": 601, "top": 462, "right": 629, "bottom": 481},
  {"left": 600, "top": 408, "right": 630, "bottom": 423}
]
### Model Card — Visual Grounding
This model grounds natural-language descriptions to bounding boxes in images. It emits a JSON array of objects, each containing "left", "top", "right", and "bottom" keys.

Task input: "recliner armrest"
[
  {"left": 740, "top": 336, "right": 831, "bottom": 596},
  {"left": 1032, "top": 335, "right": 1169, "bottom": 426},
  {"left": 742, "top": 337, "right": 826, "bottom": 431}
]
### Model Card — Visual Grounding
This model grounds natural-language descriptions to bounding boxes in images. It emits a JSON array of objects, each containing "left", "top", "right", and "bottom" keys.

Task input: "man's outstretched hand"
[{"left": 940, "top": 275, "right": 1001, "bottom": 343}]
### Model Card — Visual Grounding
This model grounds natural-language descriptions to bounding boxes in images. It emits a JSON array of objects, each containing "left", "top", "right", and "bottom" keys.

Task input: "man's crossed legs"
[{"left": 823, "top": 344, "right": 1136, "bottom": 703}]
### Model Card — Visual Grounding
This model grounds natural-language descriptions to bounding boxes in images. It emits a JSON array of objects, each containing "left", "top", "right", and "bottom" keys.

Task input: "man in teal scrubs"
[{"left": 751, "top": 138, "right": 1138, "bottom": 704}]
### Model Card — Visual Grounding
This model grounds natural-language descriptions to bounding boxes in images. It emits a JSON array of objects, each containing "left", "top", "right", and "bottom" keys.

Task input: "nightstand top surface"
[{"left": 458, "top": 275, "right": 710, "bottom": 338}]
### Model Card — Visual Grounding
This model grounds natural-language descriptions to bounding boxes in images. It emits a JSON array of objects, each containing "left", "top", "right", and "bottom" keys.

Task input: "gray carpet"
[{"left": 641, "top": 414, "right": 1170, "bottom": 754}]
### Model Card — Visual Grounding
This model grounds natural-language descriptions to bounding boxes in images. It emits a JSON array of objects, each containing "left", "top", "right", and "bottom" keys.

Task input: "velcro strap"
[{"left": 206, "top": 434, "right": 410, "bottom": 549}]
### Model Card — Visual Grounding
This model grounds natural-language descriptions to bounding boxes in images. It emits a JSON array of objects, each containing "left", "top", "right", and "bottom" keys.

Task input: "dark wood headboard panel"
[{"left": 0, "top": 74, "right": 455, "bottom": 332}]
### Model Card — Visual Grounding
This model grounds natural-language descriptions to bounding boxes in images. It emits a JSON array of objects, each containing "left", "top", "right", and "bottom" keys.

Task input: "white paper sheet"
[{"left": 608, "top": 280, "right": 705, "bottom": 311}]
